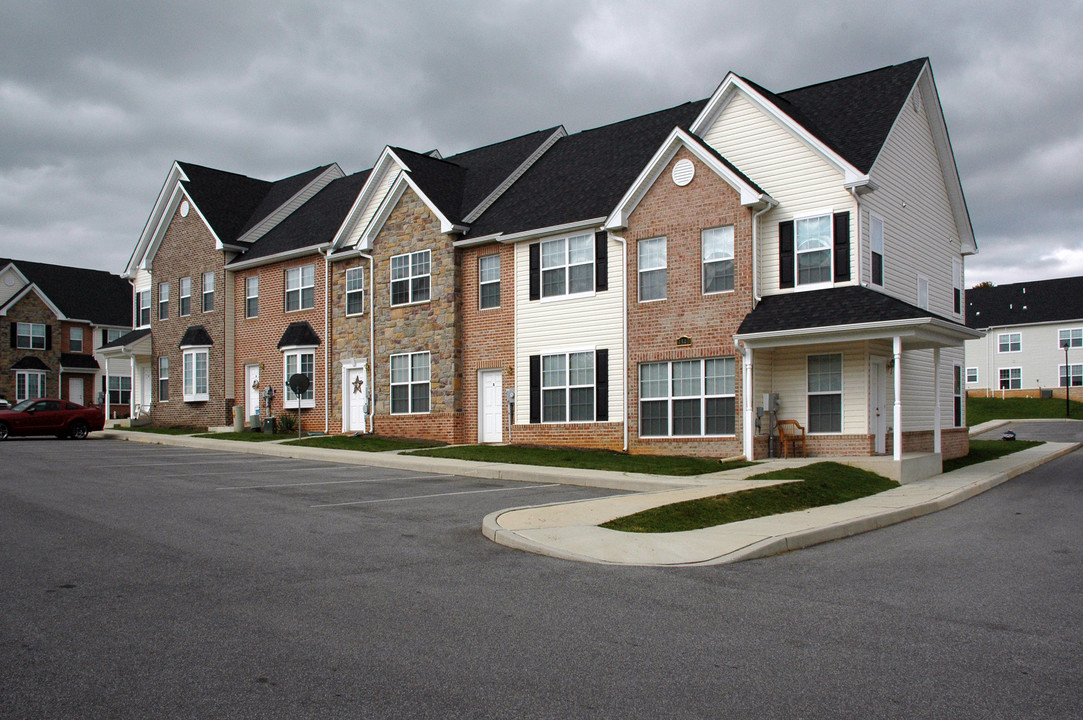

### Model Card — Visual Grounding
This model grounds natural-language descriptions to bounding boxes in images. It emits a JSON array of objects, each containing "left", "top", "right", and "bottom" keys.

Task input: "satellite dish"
[{"left": 288, "top": 373, "right": 310, "bottom": 396}]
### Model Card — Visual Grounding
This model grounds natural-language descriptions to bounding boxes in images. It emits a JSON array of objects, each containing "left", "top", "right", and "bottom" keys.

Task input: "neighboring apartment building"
[
  {"left": 0, "top": 258, "right": 131, "bottom": 409},
  {"left": 965, "top": 275, "right": 1083, "bottom": 397},
  {"left": 113, "top": 58, "right": 978, "bottom": 464}
]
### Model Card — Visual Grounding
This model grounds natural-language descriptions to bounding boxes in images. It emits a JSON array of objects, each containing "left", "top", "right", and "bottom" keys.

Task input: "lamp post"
[{"left": 1063, "top": 338, "right": 1072, "bottom": 418}]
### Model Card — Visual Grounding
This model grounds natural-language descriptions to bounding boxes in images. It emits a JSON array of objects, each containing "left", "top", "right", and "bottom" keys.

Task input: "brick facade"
[
  {"left": 1, "top": 293, "right": 61, "bottom": 402},
  {"left": 150, "top": 202, "right": 232, "bottom": 428},
  {"left": 623, "top": 148, "right": 754, "bottom": 457}
]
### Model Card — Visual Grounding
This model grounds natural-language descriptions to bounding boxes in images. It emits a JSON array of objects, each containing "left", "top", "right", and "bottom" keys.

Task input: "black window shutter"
[
  {"left": 595, "top": 231, "right": 608, "bottom": 291},
  {"left": 9, "top": 323, "right": 15, "bottom": 349},
  {"left": 528, "top": 243, "right": 540, "bottom": 301},
  {"left": 833, "top": 211, "right": 850, "bottom": 282},
  {"left": 45, "top": 326, "right": 52, "bottom": 350},
  {"left": 595, "top": 349, "right": 608, "bottom": 421},
  {"left": 779, "top": 221, "right": 795, "bottom": 289},
  {"left": 529, "top": 355, "right": 541, "bottom": 424},
  {"left": 102, "top": 328, "right": 108, "bottom": 346}
]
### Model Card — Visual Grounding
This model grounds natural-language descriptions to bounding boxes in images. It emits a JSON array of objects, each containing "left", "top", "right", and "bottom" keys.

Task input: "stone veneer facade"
[
  {"left": 1, "top": 293, "right": 62, "bottom": 402},
  {"left": 150, "top": 202, "right": 233, "bottom": 427}
]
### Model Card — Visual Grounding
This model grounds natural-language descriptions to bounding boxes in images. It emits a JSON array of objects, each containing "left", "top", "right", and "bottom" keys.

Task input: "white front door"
[
  {"left": 870, "top": 356, "right": 887, "bottom": 454},
  {"left": 140, "top": 366, "right": 153, "bottom": 409},
  {"left": 68, "top": 377, "right": 84, "bottom": 405},
  {"left": 347, "top": 367, "right": 367, "bottom": 433},
  {"left": 245, "top": 364, "right": 261, "bottom": 423},
  {"left": 480, "top": 370, "right": 502, "bottom": 443}
]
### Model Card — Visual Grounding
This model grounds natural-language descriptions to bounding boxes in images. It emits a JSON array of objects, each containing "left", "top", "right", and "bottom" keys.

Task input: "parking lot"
[{"left": 2, "top": 434, "right": 1081, "bottom": 719}]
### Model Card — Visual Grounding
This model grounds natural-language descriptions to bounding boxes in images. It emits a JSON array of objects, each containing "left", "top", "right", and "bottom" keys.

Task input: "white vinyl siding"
[
  {"left": 966, "top": 324, "right": 1083, "bottom": 393},
  {"left": 514, "top": 238, "right": 624, "bottom": 425},
  {"left": 344, "top": 165, "right": 399, "bottom": 248}
]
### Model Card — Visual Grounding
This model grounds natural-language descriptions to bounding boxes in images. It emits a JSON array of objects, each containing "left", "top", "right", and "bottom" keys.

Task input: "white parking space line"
[
  {"left": 108, "top": 458, "right": 297, "bottom": 468},
  {"left": 216, "top": 473, "right": 452, "bottom": 490},
  {"left": 310, "top": 484, "right": 559, "bottom": 508}
]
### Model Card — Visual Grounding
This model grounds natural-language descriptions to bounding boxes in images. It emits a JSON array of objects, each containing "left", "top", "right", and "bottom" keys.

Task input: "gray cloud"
[{"left": 2, "top": 0, "right": 1081, "bottom": 285}]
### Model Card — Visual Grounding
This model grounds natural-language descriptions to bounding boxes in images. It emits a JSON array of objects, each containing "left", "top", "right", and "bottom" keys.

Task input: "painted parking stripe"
[
  {"left": 310, "top": 483, "right": 559, "bottom": 508},
  {"left": 216, "top": 473, "right": 452, "bottom": 490}
]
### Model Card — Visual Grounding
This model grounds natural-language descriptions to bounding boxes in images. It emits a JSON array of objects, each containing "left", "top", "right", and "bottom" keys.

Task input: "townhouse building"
[
  {"left": 113, "top": 58, "right": 979, "bottom": 469},
  {"left": 0, "top": 258, "right": 131, "bottom": 410}
]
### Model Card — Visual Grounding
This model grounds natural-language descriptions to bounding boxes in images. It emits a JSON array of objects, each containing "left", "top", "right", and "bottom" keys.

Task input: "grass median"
[
  {"left": 968, "top": 396, "right": 1083, "bottom": 424},
  {"left": 942, "top": 439, "right": 1042, "bottom": 473}
]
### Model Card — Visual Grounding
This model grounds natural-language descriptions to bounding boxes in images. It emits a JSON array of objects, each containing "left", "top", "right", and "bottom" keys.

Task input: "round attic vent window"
[
  {"left": 3, "top": 274, "right": 15, "bottom": 287},
  {"left": 672, "top": 158, "right": 694, "bottom": 187},
  {"left": 180, "top": 200, "right": 190, "bottom": 217}
]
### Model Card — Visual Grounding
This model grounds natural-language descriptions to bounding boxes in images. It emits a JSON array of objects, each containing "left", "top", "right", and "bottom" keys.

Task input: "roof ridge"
[
  {"left": 778, "top": 57, "right": 928, "bottom": 96},
  {"left": 568, "top": 99, "right": 708, "bottom": 137}
]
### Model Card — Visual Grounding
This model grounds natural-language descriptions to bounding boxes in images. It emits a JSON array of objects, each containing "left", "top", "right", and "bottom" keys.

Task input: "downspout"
[
  {"left": 848, "top": 187, "right": 863, "bottom": 286},
  {"left": 319, "top": 246, "right": 331, "bottom": 433},
  {"left": 750, "top": 200, "right": 774, "bottom": 306},
  {"left": 359, "top": 252, "right": 375, "bottom": 434},
  {"left": 611, "top": 234, "right": 629, "bottom": 452}
]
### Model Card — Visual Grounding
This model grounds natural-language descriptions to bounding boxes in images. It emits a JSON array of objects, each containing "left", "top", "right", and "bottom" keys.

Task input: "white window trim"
[
  {"left": 1058, "top": 328, "right": 1083, "bottom": 349},
  {"left": 201, "top": 272, "right": 215, "bottom": 313},
  {"left": 136, "top": 290, "right": 151, "bottom": 328},
  {"left": 158, "top": 356, "right": 169, "bottom": 403},
  {"left": 15, "top": 370, "right": 47, "bottom": 401},
  {"left": 997, "top": 332, "right": 1021, "bottom": 354},
  {"left": 966, "top": 367, "right": 978, "bottom": 385},
  {"left": 16, "top": 322, "right": 46, "bottom": 350},
  {"left": 179, "top": 277, "right": 192, "bottom": 317},
  {"left": 69, "top": 326, "right": 83, "bottom": 353},
  {"left": 478, "top": 255, "right": 500, "bottom": 310},
  {"left": 282, "top": 346, "right": 316, "bottom": 409},
  {"left": 539, "top": 348, "right": 597, "bottom": 424},
  {"left": 638, "top": 357, "right": 737, "bottom": 438},
  {"left": 702, "top": 226, "right": 735, "bottom": 296},
  {"left": 794, "top": 210, "right": 835, "bottom": 291},
  {"left": 245, "top": 275, "right": 259, "bottom": 319},
  {"left": 807, "top": 352, "right": 844, "bottom": 435},
  {"left": 389, "top": 250, "right": 432, "bottom": 307},
  {"left": 869, "top": 213, "right": 885, "bottom": 287},
  {"left": 998, "top": 367, "right": 1022, "bottom": 390},
  {"left": 345, "top": 267, "right": 365, "bottom": 317},
  {"left": 540, "top": 233, "right": 595, "bottom": 301},
  {"left": 1059, "top": 363, "right": 1083, "bottom": 388},
  {"left": 637, "top": 237, "right": 667, "bottom": 303},
  {"left": 182, "top": 347, "right": 209, "bottom": 402},
  {"left": 158, "top": 282, "right": 169, "bottom": 321},
  {"left": 285, "top": 264, "right": 316, "bottom": 313},
  {"left": 389, "top": 351, "right": 431, "bottom": 415}
]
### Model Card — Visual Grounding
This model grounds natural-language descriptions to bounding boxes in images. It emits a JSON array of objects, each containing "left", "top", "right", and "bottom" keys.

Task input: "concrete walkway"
[{"left": 99, "top": 428, "right": 1077, "bottom": 567}]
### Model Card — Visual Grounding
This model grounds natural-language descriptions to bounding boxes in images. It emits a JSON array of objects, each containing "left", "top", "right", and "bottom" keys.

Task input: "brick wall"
[
  {"left": 886, "top": 428, "right": 969, "bottom": 460},
  {"left": 0, "top": 293, "right": 61, "bottom": 402},
  {"left": 233, "top": 255, "right": 327, "bottom": 432},
  {"left": 623, "top": 147, "right": 755, "bottom": 458},
  {"left": 149, "top": 202, "right": 231, "bottom": 428}
]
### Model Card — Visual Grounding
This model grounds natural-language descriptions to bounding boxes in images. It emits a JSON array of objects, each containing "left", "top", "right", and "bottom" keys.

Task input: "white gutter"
[
  {"left": 359, "top": 252, "right": 376, "bottom": 433},
  {"left": 611, "top": 234, "right": 629, "bottom": 452},
  {"left": 228, "top": 244, "right": 328, "bottom": 271},
  {"left": 848, "top": 186, "right": 863, "bottom": 286}
]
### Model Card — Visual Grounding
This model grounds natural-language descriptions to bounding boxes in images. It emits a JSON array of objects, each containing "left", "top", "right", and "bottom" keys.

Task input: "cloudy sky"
[{"left": 2, "top": 0, "right": 1081, "bottom": 286}]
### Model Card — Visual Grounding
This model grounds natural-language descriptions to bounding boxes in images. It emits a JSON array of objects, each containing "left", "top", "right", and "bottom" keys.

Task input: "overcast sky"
[{"left": 2, "top": 0, "right": 1081, "bottom": 287}]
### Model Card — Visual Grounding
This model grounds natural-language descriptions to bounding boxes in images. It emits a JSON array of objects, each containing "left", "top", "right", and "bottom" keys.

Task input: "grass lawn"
[
  {"left": 602, "top": 462, "right": 897, "bottom": 533},
  {"left": 407, "top": 444, "right": 758, "bottom": 476},
  {"left": 123, "top": 425, "right": 206, "bottom": 435},
  {"left": 284, "top": 434, "right": 447, "bottom": 452},
  {"left": 942, "top": 439, "right": 1043, "bottom": 473},
  {"left": 968, "top": 396, "right": 1083, "bottom": 425},
  {"left": 195, "top": 431, "right": 298, "bottom": 442}
]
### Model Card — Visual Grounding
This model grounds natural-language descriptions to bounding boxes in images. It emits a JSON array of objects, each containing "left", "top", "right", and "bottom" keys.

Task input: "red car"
[{"left": 0, "top": 398, "right": 105, "bottom": 440}]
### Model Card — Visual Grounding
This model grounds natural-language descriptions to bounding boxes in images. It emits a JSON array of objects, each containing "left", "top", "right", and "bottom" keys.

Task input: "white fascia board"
[
  {"left": 736, "top": 315, "right": 982, "bottom": 349},
  {"left": 494, "top": 218, "right": 607, "bottom": 245},
  {"left": 605, "top": 127, "right": 774, "bottom": 230},
  {"left": 227, "top": 244, "right": 329, "bottom": 271},
  {"left": 236, "top": 163, "right": 345, "bottom": 245},
  {"left": 691, "top": 74, "right": 866, "bottom": 185},
  {"left": 453, "top": 233, "right": 503, "bottom": 248},
  {"left": 126, "top": 162, "right": 186, "bottom": 277},
  {"left": 329, "top": 148, "right": 404, "bottom": 251},
  {"left": 973, "top": 318, "right": 1083, "bottom": 332},
  {"left": 0, "top": 263, "right": 30, "bottom": 287},
  {"left": 0, "top": 283, "right": 67, "bottom": 319},
  {"left": 463, "top": 127, "right": 568, "bottom": 223}
]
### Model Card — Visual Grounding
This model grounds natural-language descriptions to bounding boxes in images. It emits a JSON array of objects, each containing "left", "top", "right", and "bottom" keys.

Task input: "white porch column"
[
  {"left": 893, "top": 335, "right": 903, "bottom": 462},
  {"left": 104, "top": 365, "right": 111, "bottom": 419},
  {"left": 743, "top": 349, "right": 754, "bottom": 460},
  {"left": 130, "top": 356, "right": 137, "bottom": 418},
  {"left": 933, "top": 347, "right": 942, "bottom": 454}
]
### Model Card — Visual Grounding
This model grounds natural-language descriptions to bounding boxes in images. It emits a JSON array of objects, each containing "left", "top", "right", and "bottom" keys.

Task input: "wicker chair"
[{"left": 777, "top": 419, "right": 807, "bottom": 458}]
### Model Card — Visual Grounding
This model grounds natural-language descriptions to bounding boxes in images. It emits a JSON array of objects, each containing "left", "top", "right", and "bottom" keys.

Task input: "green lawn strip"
[
  {"left": 122, "top": 425, "right": 206, "bottom": 435},
  {"left": 967, "top": 396, "right": 1083, "bottom": 425},
  {"left": 195, "top": 431, "right": 298, "bottom": 442},
  {"left": 602, "top": 462, "right": 897, "bottom": 533},
  {"left": 284, "top": 434, "right": 447, "bottom": 452},
  {"left": 406, "top": 443, "right": 757, "bottom": 476},
  {"left": 942, "top": 439, "right": 1042, "bottom": 473}
]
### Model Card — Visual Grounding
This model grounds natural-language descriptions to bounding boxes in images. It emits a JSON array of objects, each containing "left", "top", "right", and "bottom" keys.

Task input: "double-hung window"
[
  {"left": 638, "top": 238, "right": 667, "bottom": 302},
  {"left": 966, "top": 367, "right": 978, "bottom": 384},
  {"left": 998, "top": 333, "right": 1021, "bottom": 353},
  {"left": 283, "top": 350, "right": 315, "bottom": 408},
  {"left": 999, "top": 368, "right": 1021, "bottom": 390},
  {"left": 179, "top": 277, "right": 191, "bottom": 316},
  {"left": 1058, "top": 328, "right": 1082, "bottom": 349},
  {"left": 702, "top": 226, "right": 734, "bottom": 294},
  {"left": 807, "top": 354, "right": 842, "bottom": 433},
  {"left": 136, "top": 290, "right": 150, "bottom": 327},
  {"left": 159, "top": 282, "right": 169, "bottom": 320},
  {"left": 158, "top": 356, "right": 169, "bottom": 402},
  {"left": 285, "top": 265, "right": 315, "bottom": 311},
  {"left": 16, "top": 371, "right": 46, "bottom": 401},
  {"left": 541, "top": 234, "right": 593, "bottom": 298},
  {"left": 952, "top": 259, "right": 963, "bottom": 315},
  {"left": 69, "top": 327, "right": 83, "bottom": 352},
  {"left": 542, "top": 351, "right": 595, "bottom": 422},
  {"left": 1060, "top": 364, "right": 1083, "bottom": 388},
  {"left": 16, "top": 322, "right": 46, "bottom": 349},
  {"left": 108, "top": 376, "right": 132, "bottom": 405},
  {"left": 953, "top": 365, "right": 963, "bottom": 427},
  {"left": 479, "top": 255, "right": 500, "bottom": 309},
  {"left": 182, "top": 348, "right": 209, "bottom": 402},
  {"left": 390, "top": 352, "right": 430, "bottom": 414},
  {"left": 871, "top": 215, "right": 884, "bottom": 286},
  {"left": 639, "top": 358, "right": 736, "bottom": 437},
  {"left": 390, "top": 251, "right": 430, "bottom": 306},
  {"left": 202, "top": 272, "right": 215, "bottom": 312},
  {"left": 245, "top": 276, "right": 259, "bottom": 318},
  {"left": 346, "top": 267, "right": 364, "bottom": 316},
  {"left": 796, "top": 215, "right": 832, "bottom": 286}
]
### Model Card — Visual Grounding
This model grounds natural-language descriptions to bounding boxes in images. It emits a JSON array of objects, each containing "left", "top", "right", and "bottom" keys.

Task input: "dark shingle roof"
[
  {"left": 179, "top": 325, "right": 213, "bottom": 347},
  {"left": 229, "top": 171, "right": 372, "bottom": 265},
  {"left": 737, "top": 286, "right": 953, "bottom": 335},
  {"left": 391, "top": 148, "right": 468, "bottom": 223},
  {"left": 278, "top": 321, "right": 321, "bottom": 348},
  {"left": 60, "top": 353, "right": 100, "bottom": 370},
  {"left": 101, "top": 327, "right": 151, "bottom": 349},
  {"left": 966, "top": 276, "right": 1083, "bottom": 329},
  {"left": 11, "top": 356, "right": 51, "bottom": 371},
  {"left": 1, "top": 258, "right": 131, "bottom": 326},
  {"left": 465, "top": 100, "right": 708, "bottom": 238}
]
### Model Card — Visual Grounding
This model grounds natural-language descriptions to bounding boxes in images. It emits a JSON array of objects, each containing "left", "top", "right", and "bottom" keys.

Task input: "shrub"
[{"left": 275, "top": 411, "right": 297, "bottom": 434}]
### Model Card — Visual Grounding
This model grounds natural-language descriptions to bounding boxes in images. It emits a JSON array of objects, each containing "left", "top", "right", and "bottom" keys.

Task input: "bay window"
[{"left": 182, "top": 348, "right": 209, "bottom": 401}]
